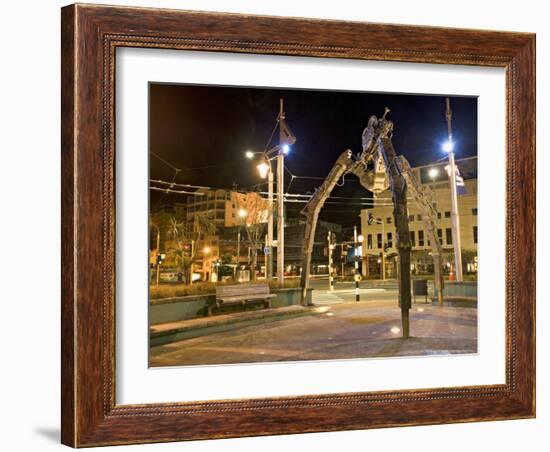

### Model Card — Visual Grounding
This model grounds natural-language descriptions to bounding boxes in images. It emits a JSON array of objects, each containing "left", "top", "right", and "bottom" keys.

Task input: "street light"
[
  {"left": 443, "top": 97, "right": 463, "bottom": 282},
  {"left": 442, "top": 140, "right": 454, "bottom": 153},
  {"left": 245, "top": 150, "right": 275, "bottom": 281},
  {"left": 236, "top": 209, "right": 247, "bottom": 282},
  {"left": 245, "top": 150, "right": 254, "bottom": 159},
  {"left": 256, "top": 161, "right": 270, "bottom": 179},
  {"left": 428, "top": 167, "right": 439, "bottom": 179}
]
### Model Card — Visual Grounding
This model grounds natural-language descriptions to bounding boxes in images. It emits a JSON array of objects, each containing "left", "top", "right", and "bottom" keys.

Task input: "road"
[{"left": 150, "top": 279, "right": 477, "bottom": 367}]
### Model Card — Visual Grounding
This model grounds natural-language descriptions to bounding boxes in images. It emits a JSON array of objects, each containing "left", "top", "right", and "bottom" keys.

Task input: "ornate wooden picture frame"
[{"left": 61, "top": 3, "right": 535, "bottom": 447}]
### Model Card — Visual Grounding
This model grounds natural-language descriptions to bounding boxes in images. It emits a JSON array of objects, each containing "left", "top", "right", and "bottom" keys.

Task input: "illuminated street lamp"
[
  {"left": 428, "top": 167, "right": 439, "bottom": 187},
  {"left": 442, "top": 140, "right": 454, "bottom": 153},
  {"left": 236, "top": 208, "right": 247, "bottom": 281},
  {"left": 256, "top": 161, "right": 270, "bottom": 179},
  {"left": 245, "top": 150, "right": 275, "bottom": 280}
]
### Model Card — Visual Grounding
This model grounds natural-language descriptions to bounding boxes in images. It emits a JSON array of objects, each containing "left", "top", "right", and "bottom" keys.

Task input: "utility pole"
[
  {"left": 277, "top": 98, "right": 285, "bottom": 288},
  {"left": 152, "top": 224, "right": 161, "bottom": 286},
  {"left": 380, "top": 219, "right": 386, "bottom": 281},
  {"left": 340, "top": 243, "right": 345, "bottom": 278},
  {"left": 353, "top": 226, "right": 360, "bottom": 302},
  {"left": 236, "top": 228, "right": 241, "bottom": 282},
  {"left": 445, "top": 98, "right": 463, "bottom": 282},
  {"left": 267, "top": 167, "right": 274, "bottom": 280},
  {"left": 327, "top": 231, "right": 334, "bottom": 291}
]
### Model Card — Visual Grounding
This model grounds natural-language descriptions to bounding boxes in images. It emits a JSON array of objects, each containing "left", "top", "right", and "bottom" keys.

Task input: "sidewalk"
[
  {"left": 150, "top": 299, "right": 477, "bottom": 367},
  {"left": 150, "top": 305, "right": 328, "bottom": 347}
]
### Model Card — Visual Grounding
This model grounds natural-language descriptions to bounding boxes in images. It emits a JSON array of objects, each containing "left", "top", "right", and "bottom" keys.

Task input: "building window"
[
  {"left": 437, "top": 212, "right": 442, "bottom": 219},
  {"left": 386, "top": 217, "right": 392, "bottom": 224},
  {"left": 410, "top": 230, "right": 416, "bottom": 247},
  {"left": 416, "top": 214, "right": 422, "bottom": 221},
  {"left": 437, "top": 228, "right": 443, "bottom": 242},
  {"left": 445, "top": 211, "right": 451, "bottom": 218},
  {"left": 408, "top": 214, "right": 415, "bottom": 222},
  {"left": 473, "top": 226, "right": 478, "bottom": 244},
  {"left": 377, "top": 233, "right": 383, "bottom": 249},
  {"left": 446, "top": 228, "right": 453, "bottom": 245},
  {"left": 418, "top": 230, "right": 425, "bottom": 247},
  {"left": 472, "top": 208, "right": 478, "bottom": 216},
  {"left": 387, "top": 232, "right": 393, "bottom": 248},
  {"left": 367, "top": 234, "right": 373, "bottom": 249}
]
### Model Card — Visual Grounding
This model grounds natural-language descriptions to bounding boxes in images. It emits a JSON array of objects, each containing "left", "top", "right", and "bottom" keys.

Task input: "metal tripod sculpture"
[{"left": 299, "top": 109, "right": 444, "bottom": 338}]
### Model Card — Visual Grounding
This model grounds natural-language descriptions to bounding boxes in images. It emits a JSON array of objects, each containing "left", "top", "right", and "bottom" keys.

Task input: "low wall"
[
  {"left": 443, "top": 281, "right": 478, "bottom": 298},
  {"left": 150, "top": 287, "right": 312, "bottom": 325}
]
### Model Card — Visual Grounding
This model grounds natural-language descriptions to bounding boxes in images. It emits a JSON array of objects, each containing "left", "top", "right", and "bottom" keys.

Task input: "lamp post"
[
  {"left": 203, "top": 245, "right": 211, "bottom": 282},
  {"left": 235, "top": 208, "right": 247, "bottom": 282},
  {"left": 353, "top": 226, "right": 364, "bottom": 302},
  {"left": 327, "top": 231, "right": 334, "bottom": 291},
  {"left": 246, "top": 152, "right": 274, "bottom": 280},
  {"left": 444, "top": 97, "right": 463, "bottom": 282},
  {"left": 150, "top": 223, "right": 161, "bottom": 286},
  {"left": 245, "top": 98, "right": 295, "bottom": 287}
]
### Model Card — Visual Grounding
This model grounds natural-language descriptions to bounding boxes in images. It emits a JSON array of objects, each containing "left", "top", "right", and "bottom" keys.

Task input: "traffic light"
[{"left": 157, "top": 253, "right": 166, "bottom": 265}]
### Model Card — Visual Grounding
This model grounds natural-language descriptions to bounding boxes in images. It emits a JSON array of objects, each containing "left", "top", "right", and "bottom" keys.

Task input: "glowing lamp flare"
[
  {"left": 442, "top": 140, "right": 454, "bottom": 153},
  {"left": 256, "top": 161, "right": 270, "bottom": 179},
  {"left": 245, "top": 150, "right": 254, "bottom": 159},
  {"left": 428, "top": 167, "right": 439, "bottom": 179}
]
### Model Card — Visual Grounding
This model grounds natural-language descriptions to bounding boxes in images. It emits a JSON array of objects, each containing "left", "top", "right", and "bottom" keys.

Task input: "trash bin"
[{"left": 412, "top": 279, "right": 428, "bottom": 304}]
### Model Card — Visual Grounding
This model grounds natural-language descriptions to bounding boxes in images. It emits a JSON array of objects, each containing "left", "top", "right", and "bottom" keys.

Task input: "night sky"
[{"left": 149, "top": 83, "right": 477, "bottom": 228}]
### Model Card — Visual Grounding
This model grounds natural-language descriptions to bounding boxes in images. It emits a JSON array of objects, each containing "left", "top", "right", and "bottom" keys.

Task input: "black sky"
[{"left": 149, "top": 83, "right": 477, "bottom": 228}]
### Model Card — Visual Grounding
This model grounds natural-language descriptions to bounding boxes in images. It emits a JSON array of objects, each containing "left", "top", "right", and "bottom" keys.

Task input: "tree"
[
  {"left": 166, "top": 213, "right": 215, "bottom": 284},
  {"left": 235, "top": 192, "right": 270, "bottom": 281},
  {"left": 217, "top": 253, "right": 234, "bottom": 279}
]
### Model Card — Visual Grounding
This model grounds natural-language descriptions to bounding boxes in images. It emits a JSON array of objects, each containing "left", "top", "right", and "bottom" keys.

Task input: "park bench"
[{"left": 208, "top": 283, "right": 275, "bottom": 316}]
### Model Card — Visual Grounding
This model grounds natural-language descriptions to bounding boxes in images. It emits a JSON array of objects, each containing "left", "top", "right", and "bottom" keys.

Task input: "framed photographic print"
[{"left": 61, "top": 3, "right": 536, "bottom": 447}]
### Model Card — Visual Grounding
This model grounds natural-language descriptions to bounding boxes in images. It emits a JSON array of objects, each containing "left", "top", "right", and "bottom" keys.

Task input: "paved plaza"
[{"left": 150, "top": 283, "right": 477, "bottom": 367}]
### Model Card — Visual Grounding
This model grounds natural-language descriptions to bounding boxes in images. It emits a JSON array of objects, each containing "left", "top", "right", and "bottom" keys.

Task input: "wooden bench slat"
[{"left": 207, "top": 283, "right": 274, "bottom": 316}]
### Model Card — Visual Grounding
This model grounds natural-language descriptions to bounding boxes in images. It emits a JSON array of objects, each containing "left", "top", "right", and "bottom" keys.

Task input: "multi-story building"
[
  {"left": 360, "top": 156, "right": 478, "bottom": 279},
  {"left": 149, "top": 201, "right": 187, "bottom": 255},
  {"left": 283, "top": 218, "right": 342, "bottom": 275},
  {"left": 185, "top": 189, "right": 268, "bottom": 281},
  {"left": 186, "top": 189, "right": 267, "bottom": 228}
]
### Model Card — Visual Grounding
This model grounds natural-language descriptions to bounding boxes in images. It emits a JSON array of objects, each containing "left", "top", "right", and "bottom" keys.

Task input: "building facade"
[{"left": 360, "top": 156, "right": 478, "bottom": 279}]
